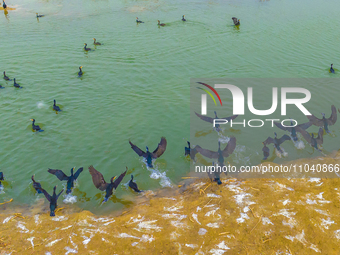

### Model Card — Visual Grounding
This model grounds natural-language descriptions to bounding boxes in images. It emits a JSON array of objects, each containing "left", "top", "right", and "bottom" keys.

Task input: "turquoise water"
[{"left": 1, "top": 0, "right": 340, "bottom": 213}]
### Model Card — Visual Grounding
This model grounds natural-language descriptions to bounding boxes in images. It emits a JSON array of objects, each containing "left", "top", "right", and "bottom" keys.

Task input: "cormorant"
[
  {"left": 330, "top": 64, "right": 335, "bottom": 74},
  {"left": 30, "top": 119, "right": 43, "bottom": 132},
  {"left": 53, "top": 99, "right": 61, "bottom": 112},
  {"left": 31, "top": 175, "right": 42, "bottom": 193},
  {"left": 274, "top": 120, "right": 312, "bottom": 141},
  {"left": 185, "top": 141, "right": 198, "bottom": 160},
  {"left": 48, "top": 167, "right": 83, "bottom": 194},
  {"left": 307, "top": 105, "right": 337, "bottom": 133},
  {"left": 38, "top": 186, "right": 64, "bottom": 216},
  {"left": 129, "top": 175, "right": 141, "bottom": 192},
  {"left": 296, "top": 127, "right": 324, "bottom": 151},
  {"left": 84, "top": 43, "right": 92, "bottom": 51},
  {"left": 93, "top": 38, "right": 101, "bottom": 45},
  {"left": 3, "top": 71, "right": 11, "bottom": 81},
  {"left": 78, "top": 66, "right": 83, "bottom": 77},
  {"left": 182, "top": 15, "right": 186, "bottom": 21},
  {"left": 88, "top": 165, "right": 127, "bottom": 203},
  {"left": 263, "top": 132, "right": 291, "bottom": 153},
  {"left": 0, "top": 84, "right": 4, "bottom": 89},
  {"left": 13, "top": 78, "right": 22, "bottom": 88},
  {"left": 0, "top": 172, "right": 4, "bottom": 186},
  {"left": 129, "top": 137, "right": 167, "bottom": 168},
  {"left": 136, "top": 17, "right": 144, "bottom": 23},
  {"left": 232, "top": 17, "right": 240, "bottom": 26},
  {"left": 36, "top": 13, "right": 44, "bottom": 18},
  {"left": 262, "top": 142, "right": 270, "bottom": 160},
  {"left": 158, "top": 20, "right": 166, "bottom": 26},
  {"left": 195, "top": 111, "right": 238, "bottom": 132},
  {"left": 3, "top": 0, "right": 7, "bottom": 9},
  {"left": 196, "top": 137, "right": 237, "bottom": 184}
]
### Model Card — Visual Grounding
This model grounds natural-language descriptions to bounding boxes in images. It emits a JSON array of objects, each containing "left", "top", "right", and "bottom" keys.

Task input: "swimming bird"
[
  {"left": 232, "top": 17, "right": 240, "bottom": 26},
  {"left": 93, "top": 38, "right": 101, "bottom": 45},
  {"left": 0, "top": 172, "right": 4, "bottom": 186},
  {"left": 48, "top": 167, "right": 83, "bottom": 194},
  {"left": 263, "top": 132, "right": 291, "bottom": 153},
  {"left": 182, "top": 15, "right": 186, "bottom": 21},
  {"left": 185, "top": 141, "right": 198, "bottom": 160},
  {"left": 31, "top": 175, "right": 42, "bottom": 193},
  {"left": 3, "top": 0, "right": 7, "bottom": 9},
  {"left": 88, "top": 165, "right": 127, "bottom": 203},
  {"left": 262, "top": 142, "right": 270, "bottom": 160},
  {"left": 0, "top": 84, "right": 4, "bottom": 89},
  {"left": 38, "top": 186, "right": 64, "bottom": 216},
  {"left": 13, "top": 78, "right": 22, "bottom": 88},
  {"left": 30, "top": 119, "right": 43, "bottom": 132},
  {"left": 36, "top": 13, "right": 44, "bottom": 18},
  {"left": 53, "top": 99, "right": 61, "bottom": 112},
  {"left": 307, "top": 105, "right": 337, "bottom": 133},
  {"left": 78, "top": 66, "right": 83, "bottom": 77},
  {"left": 84, "top": 43, "right": 92, "bottom": 51},
  {"left": 296, "top": 127, "right": 324, "bottom": 151},
  {"left": 196, "top": 136, "right": 237, "bottom": 184},
  {"left": 330, "top": 64, "right": 335, "bottom": 74},
  {"left": 136, "top": 17, "right": 144, "bottom": 23},
  {"left": 129, "top": 175, "right": 141, "bottom": 193},
  {"left": 158, "top": 20, "right": 166, "bottom": 26},
  {"left": 195, "top": 111, "right": 238, "bottom": 132},
  {"left": 3, "top": 71, "right": 11, "bottom": 81},
  {"left": 129, "top": 137, "right": 167, "bottom": 168},
  {"left": 274, "top": 120, "right": 312, "bottom": 141}
]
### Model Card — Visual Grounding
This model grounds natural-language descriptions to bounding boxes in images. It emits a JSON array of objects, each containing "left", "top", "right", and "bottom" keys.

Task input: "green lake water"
[{"left": 1, "top": 0, "right": 340, "bottom": 214}]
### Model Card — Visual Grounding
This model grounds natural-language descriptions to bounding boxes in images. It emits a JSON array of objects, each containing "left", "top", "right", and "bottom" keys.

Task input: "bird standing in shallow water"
[
  {"left": 53, "top": 99, "right": 61, "bottom": 112},
  {"left": 88, "top": 165, "right": 127, "bottom": 203},
  {"left": 78, "top": 66, "right": 83, "bottom": 77},
  {"left": 30, "top": 119, "right": 43, "bottom": 132},
  {"left": 129, "top": 175, "right": 141, "bottom": 192},
  {"left": 31, "top": 175, "right": 42, "bottom": 193},
  {"left": 182, "top": 15, "right": 186, "bottom": 21},
  {"left": 93, "top": 38, "right": 101, "bottom": 45},
  {"left": 136, "top": 17, "right": 144, "bottom": 23},
  {"left": 3, "top": 71, "right": 11, "bottom": 81},
  {"left": 36, "top": 13, "right": 44, "bottom": 18},
  {"left": 84, "top": 43, "right": 92, "bottom": 51},
  {"left": 129, "top": 137, "right": 167, "bottom": 168},
  {"left": 38, "top": 186, "right": 64, "bottom": 216},
  {"left": 158, "top": 20, "right": 166, "bottom": 26},
  {"left": 307, "top": 105, "right": 337, "bottom": 133},
  {"left": 48, "top": 167, "right": 83, "bottom": 194},
  {"left": 13, "top": 78, "right": 22, "bottom": 88},
  {"left": 232, "top": 17, "right": 240, "bottom": 26},
  {"left": 330, "top": 64, "right": 335, "bottom": 73}
]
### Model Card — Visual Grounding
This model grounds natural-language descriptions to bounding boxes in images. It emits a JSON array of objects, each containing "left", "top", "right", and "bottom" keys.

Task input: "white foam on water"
[
  {"left": 0, "top": 186, "right": 4, "bottom": 194},
  {"left": 3, "top": 216, "right": 14, "bottom": 224},
  {"left": 198, "top": 228, "right": 207, "bottom": 235},
  {"left": 218, "top": 135, "right": 230, "bottom": 144},
  {"left": 63, "top": 194, "right": 77, "bottom": 204},
  {"left": 149, "top": 168, "right": 173, "bottom": 188},
  {"left": 293, "top": 140, "right": 305, "bottom": 149},
  {"left": 52, "top": 216, "right": 68, "bottom": 221},
  {"left": 37, "top": 102, "right": 45, "bottom": 109},
  {"left": 275, "top": 147, "right": 288, "bottom": 158}
]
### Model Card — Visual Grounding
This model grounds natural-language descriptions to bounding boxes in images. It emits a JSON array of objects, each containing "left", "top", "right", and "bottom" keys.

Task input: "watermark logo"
[{"left": 197, "top": 82, "right": 222, "bottom": 115}]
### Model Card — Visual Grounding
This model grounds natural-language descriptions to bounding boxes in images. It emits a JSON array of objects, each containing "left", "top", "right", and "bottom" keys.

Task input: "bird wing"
[
  {"left": 39, "top": 188, "right": 52, "bottom": 203},
  {"left": 73, "top": 167, "right": 83, "bottom": 180},
  {"left": 195, "top": 112, "right": 214, "bottom": 123},
  {"left": 327, "top": 105, "right": 337, "bottom": 125},
  {"left": 295, "top": 127, "right": 312, "bottom": 144},
  {"left": 196, "top": 146, "right": 219, "bottom": 159},
  {"left": 152, "top": 137, "right": 167, "bottom": 158},
  {"left": 232, "top": 17, "right": 238, "bottom": 24},
  {"left": 88, "top": 165, "right": 109, "bottom": 191},
  {"left": 263, "top": 137, "right": 275, "bottom": 145},
  {"left": 274, "top": 122, "right": 291, "bottom": 131},
  {"left": 307, "top": 114, "right": 324, "bottom": 126},
  {"left": 222, "top": 136, "right": 236, "bottom": 157},
  {"left": 57, "top": 189, "right": 64, "bottom": 199},
  {"left": 112, "top": 168, "right": 127, "bottom": 190},
  {"left": 48, "top": 169, "right": 69, "bottom": 181},
  {"left": 129, "top": 140, "right": 146, "bottom": 157},
  {"left": 316, "top": 128, "right": 324, "bottom": 145},
  {"left": 278, "top": 135, "right": 291, "bottom": 145},
  {"left": 221, "top": 115, "right": 238, "bottom": 122},
  {"left": 190, "top": 145, "right": 200, "bottom": 160},
  {"left": 296, "top": 122, "right": 312, "bottom": 130}
]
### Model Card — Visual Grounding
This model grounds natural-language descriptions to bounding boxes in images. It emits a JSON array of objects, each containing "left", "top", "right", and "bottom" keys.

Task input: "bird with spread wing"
[
  {"left": 274, "top": 120, "right": 312, "bottom": 141},
  {"left": 263, "top": 132, "right": 291, "bottom": 154},
  {"left": 295, "top": 127, "right": 324, "bottom": 151},
  {"left": 129, "top": 137, "right": 167, "bottom": 168},
  {"left": 88, "top": 165, "right": 127, "bottom": 203},
  {"left": 185, "top": 141, "right": 199, "bottom": 160},
  {"left": 307, "top": 105, "right": 337, "bottom": 133},
  {"left": 48, "top": 167, "right": 83, "bottom": 194},
  {"left": 38, "top": 186, "right": 64, "bottom": 216},
  {"left": 195, "top": 111, "right": 238, "bottom": 132}
]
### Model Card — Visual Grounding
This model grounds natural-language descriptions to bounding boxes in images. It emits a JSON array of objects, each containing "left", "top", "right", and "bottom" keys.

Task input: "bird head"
[
  {"left": 214, "top": 111, "right": 217, "bottom": 118},
  {"left": 93, "top": 38, "right": 96, "bottom": 41},
  {"left": 84, "top": 43, "right": 87, "bottom": 46},
  {"left": 110, "top": 176, "right": 117, "bottom": 183},
  {"left": 187, "top": 141, "right": 190, "bottom": 147},
  {"left": 183, "top": 15, "right": 185, "bottom": 17},
  {"left": 321, "top": 113, "right": 325, "bottom": 117},
  {"left": 30, "top": 119, "right": 35, "bottom": 122},
  {"left": 331, "top": 64, "right": 333, "bottom": 67},
  {"left": 71, "top": 167, "right": 75, "bottom": 175},
  {"left": 262, "top": 142, "right": 265, "bottom": 145},
  {"left": 131, "top": 175, "right": 134, "bottom": 180},
  {"left": 136, "top": 17, "right": 138, "bottom": 19},
  {"left": 3, "top": 71, "right": 5, "bottom": 75},
  {"left": 274, "top": 132, "right": 277, "bottom": 137},
  {"left": 158, "top": 20, "right": 160, "bottom": 23},
  {"left": 79, "top": 66, "right": 82, "bottom": 69},
  {"left": 13, "top": 78, "right": 15, "bottom": 81}
]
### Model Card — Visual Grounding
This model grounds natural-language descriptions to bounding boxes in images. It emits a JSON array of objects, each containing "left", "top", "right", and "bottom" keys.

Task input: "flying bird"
[
  {"left": 263, "top": 132, "right": 291, "bottom": 153},
  {"left": 185, "top": 141, "right": 199, "bottom": 160},
  {"left": 307, "top": 105, "right": 337, "bottom": 133},
  {"left": 39, "top": 186, "right": 64, "bottom": 216},
  {"left": 274, "top": 120, "right": 312, "bottom": 141},
  {"left": 129, "top": 137, "right": 167, "bottom": 168},
  {"left": 88, "top": 165, "right": 127, "bottom": 202},
  {"left": 296, "top": 127, "right": 324, "bottom": 151},
  {"left": 232, "top": 17, "right": 240, "bottom": 26},
  {"left": 195, "top": 111, "right": 238, "bottom": 131},
  {"left": 129, "top": 175, "right": 141, "bottom": 193},
  {"left": 31, "top": 175, "right": 42, "bottom": 193},
  {"left": 48, "top": 167, "right": 83, "bottom": 194}
]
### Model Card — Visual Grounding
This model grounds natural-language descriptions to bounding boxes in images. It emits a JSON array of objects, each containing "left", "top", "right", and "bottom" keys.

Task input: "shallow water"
[{"left": 1, "top": 0, "right": 340, "bottom": 213}]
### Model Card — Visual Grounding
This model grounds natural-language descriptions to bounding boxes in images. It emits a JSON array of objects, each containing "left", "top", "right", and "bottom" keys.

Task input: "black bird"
[
  {"left": 296, "top": 127, "right": 324, "bottom": 151},
  {"left": 48, "top": 167, "right": 83, "bottom": 194},
  {"left": 330, "top": 64, "right": 335, "bottom": 74},
  {"left": 263, "top": 132, "right": 291, "bottom": 153},
  {"left": 185, "top": 141, "right": 198, "bottom": 160},
  {"left": 307, "top": 105, "right": 337, "bottom": 133},
  {"left": 31, "top": 175, "right": 42, "bottom": 193},
  {"left": 262, "top": 142, "right": 270, "bottom": 160},
  {"left": 274, "top": 120, "right": 312, "bottom": 141},
  {"left": 136, "top": 17, "right": 144, "bottom": 23},
  {"left": 53, "top": 99, "right": 61, "bottom": 112},
  {"left": 93, "top": 38, "right": 102, "bottom": 45},
  {"left": 129, "top": 175, "right": 141, "bottom": 193},
  {"left": 232, "top": 17, "right": 240, "bottom": 26},
  {"left": 38, "top": 186, "right": 64, "bottom": 216},
  {"left": 0, "top": 172, "right": 4, "bottom": 186},
  {"left": 196, "top": 137, "right": 237, "bottom": 184},
  {"left": 13, "top": 78, "right": 22, "bottom": 88},
  {"left": 36, "top": 13, "right": 44, "bottom": 18},
  {"left": 129, "top": 137, "right": 167, "bottom": 168},
  {"left": 195, "top": 111, "right": 238, "bottom": 131},
  {"left": 30, "top": 119, "right": 43, "bottom": 132},
  {"left": 84, "top": 43, "right": 92, "bottom": 51},
  {"left": 78, "top": 66, "right": 83, "bottom": 77},
  {"left": 0, "top": 84, "right": 4, "bottom": 89},
  {"left": 158, "top": 20, "right": 166, "bottom": 26},
  {"left": 182, "top": 15, "right": 186, "bottom": 21},
  {"left": 3, "top": 0, "right": 7, "bottom": 9},
  {"left": 88, "top": 165, "right": 127, "bottom": 202},
  {"left": 3, "top": 71, "right": 11, "bottom": 81}
]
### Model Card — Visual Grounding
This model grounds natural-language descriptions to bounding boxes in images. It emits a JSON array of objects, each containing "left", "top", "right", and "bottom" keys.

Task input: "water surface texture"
[{"left": 1, "top": 0, "right": 340, "bottom": 213}]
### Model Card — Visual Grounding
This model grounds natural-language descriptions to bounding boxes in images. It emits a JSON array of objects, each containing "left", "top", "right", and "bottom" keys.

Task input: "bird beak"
[
  {"left": 30, "top": 119, "right": 33, "bottom": 121},
  {"left": 80, "top": 66, "right": 83, "bottom": 68},
  {"left": 113, "top": 176, "right": 117, "bottom": 180}
]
